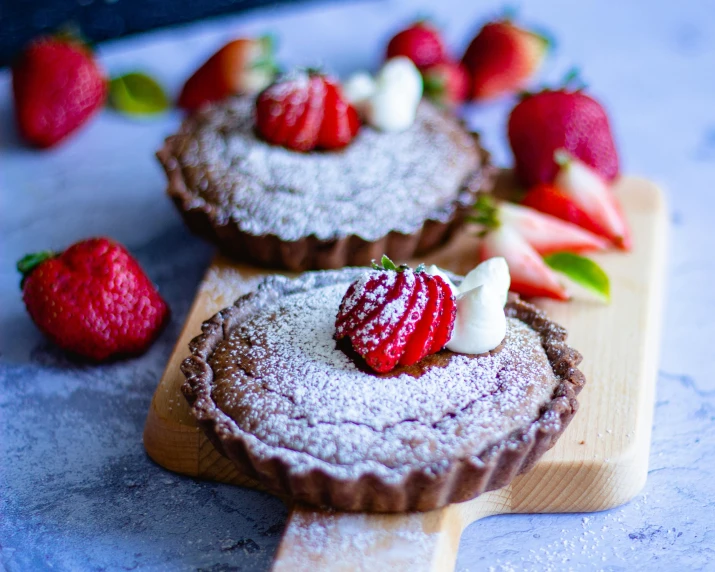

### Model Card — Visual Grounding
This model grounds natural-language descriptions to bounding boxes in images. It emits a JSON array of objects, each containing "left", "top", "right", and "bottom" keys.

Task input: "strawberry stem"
[
  {"left": 53, "top": 21, "right": 93, "bottom": 51},
  {"left": 467, "top": 195, "right": 501, "bottom": 230},
  {"left": 258, "top": 34, "right": 276, "bottom": 54},
  {"left": 553, "top": 149, "right": 572, "bottom": 167},
  {"left": 371, "top": 255, "right": 413, "bottom": 273},
  {"left": 561, "top": 67, "right": 587, "bottom": 91},
  {"left": 17, "top": 250, "right": 55, "bottom": 288},
  {"left": 501, "top": 5, "right": 519, "bottom": 22},
  {"left": 422, "top": 73, "right": 445, "bottom": 97}
]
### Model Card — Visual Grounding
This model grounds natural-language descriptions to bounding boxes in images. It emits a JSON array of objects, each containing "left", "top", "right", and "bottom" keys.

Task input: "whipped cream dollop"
[
  {"left": 343, "top": 57, "right": 423, "bottom": 132},
  {"left": 427, "top": 257, "right": 511, "bottom": 355}
]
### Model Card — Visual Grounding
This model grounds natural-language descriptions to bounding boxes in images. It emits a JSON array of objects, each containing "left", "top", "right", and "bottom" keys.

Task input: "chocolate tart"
[
  {"left": 158, "top": 97, "right": 495, "bottom": 271},
  {"left": 181, "top": 268, "right": 585, "bottom": 512}
]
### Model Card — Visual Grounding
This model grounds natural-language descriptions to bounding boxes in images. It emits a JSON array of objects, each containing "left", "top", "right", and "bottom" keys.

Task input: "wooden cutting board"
[{"left": 143, "top": 176, "right": 667, "bottom": 571}]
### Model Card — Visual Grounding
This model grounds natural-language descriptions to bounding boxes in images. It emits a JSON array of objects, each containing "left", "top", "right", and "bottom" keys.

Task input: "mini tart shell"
[
  {"left": 181, "top": 269, "right": 585, "bottom": 513},
  {"left": 157, "top": 103, "right": 496, "bottom": 272}
]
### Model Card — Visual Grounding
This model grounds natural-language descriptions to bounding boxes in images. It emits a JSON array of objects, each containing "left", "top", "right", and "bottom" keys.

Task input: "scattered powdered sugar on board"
[
  {"left": 281, "top": 510, "right": 438, "bottom": 572},
  {"left": 202, "top": 265, "right": 263, "bottom": 308},
  {"left": 208, "top": 277, "right": 562, "bottom": 480},
  {"left": 175, "top": 97, "right": 480, "bottom": 241}
]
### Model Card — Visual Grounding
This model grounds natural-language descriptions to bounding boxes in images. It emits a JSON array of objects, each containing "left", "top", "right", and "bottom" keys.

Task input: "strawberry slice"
[
  {"left": 480, "top": 225, "right": 568, "bottom": 301},
  {"left": 335, "top": 271, "right": 398, "bottom": 337},
  {"left": 522, "top": 183, "right": 610, "bottom": 238},
  {"left": 498, "top": 202, "right": 609, "bottom": 254},
  {"left": 428, "top": 276, "right": 457, "bottom": 353},
  {"left": 365, "top": 277, "right": 427, "bottom": 372},
  {"left": 288, "top": 75, "right": 327, "bottom": 151},
  {"left": 317, "top": 79, "right": 360, "bottom": 150},
  {"left": 554, "top": 151, "right": 632, "bottom": 250},
  {"left": 400, "top": 275, "right": 443, "bottom": 365},
  {"left": 350, "top": 270, "right": 416, "bottom": 356}
]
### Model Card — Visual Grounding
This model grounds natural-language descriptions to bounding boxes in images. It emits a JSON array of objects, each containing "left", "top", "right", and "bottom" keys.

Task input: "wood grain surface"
[{"left": 143, "top": 176, "right": 667, "bottom": 571}]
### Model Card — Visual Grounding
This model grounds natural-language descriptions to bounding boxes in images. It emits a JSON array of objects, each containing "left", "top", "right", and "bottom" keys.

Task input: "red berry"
[
  {"left": 462, "top": 20, "right": 548, "bottom": 101},
  {"left": 18, "top": 237, "right": 170, "bottom": 361},
  {"left": 256, "top": 72, "right": 360, "bottom": 152},
  {"left": 422, "top": 61, "right": 470, "bottom": 107},
  {"left": 12, "top": 37, "right": 107, "bottom": 148},
  {"left": 365, "top": 277, "right": 428, "bottom": 372},
  {"left": 178, "top": 36, "right": 276, "bottom": 111},
  {"left": 508, "top": 89, "right": 619, "bottom": 187},
  {"left": 386, "top": 22, "right": 447, "bottom": 69},
  {"left": 335, "top": 258, "right": 456, "bottom": 373},
  {"left": 399, "top": 275, "right": 443, "bottom": 365},
  {"left": 428, "top": 276, "right": 456, "bottom": 353},
  {"left": 318, "top": 79, "right": 360, "bottom": 150},
  {"left": 521, "top": 183, "right": 609, "bottom": 239}
]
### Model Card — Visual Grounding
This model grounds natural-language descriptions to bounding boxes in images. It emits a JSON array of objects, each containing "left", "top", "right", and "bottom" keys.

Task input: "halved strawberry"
[
  {"left": 522, "top": 183, "right": 610, "bottom": 238},
  {"left": 480, "top": 225, "right": 568, "bottom": 300},
  {"left": 554, "top": 151, "right": 631, "bottom": 250},
  {"left": 498, "top": 202, "right": 609, "bottom": 254},
  {"left": 399, "top": 275, "right": 443, "bottom": 365}
]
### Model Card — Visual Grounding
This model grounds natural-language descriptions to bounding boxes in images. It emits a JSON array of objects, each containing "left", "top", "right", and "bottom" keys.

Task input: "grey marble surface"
[{"left": 2, "top": 0, "right": 714, "bottom": 570}]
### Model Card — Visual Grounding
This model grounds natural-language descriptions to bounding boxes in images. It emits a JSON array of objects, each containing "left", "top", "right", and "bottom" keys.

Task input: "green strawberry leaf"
[
  {"left": 422, "top": 72, "right": 446, "bottom": 96},
  {"left": 17, "top": 250, "right": 55, "bottom": 289},
  {"left": 544, "top": 252, "right": 610, "bottom": 302},
  {"left": 381, "top": 255, "right": 397, "bottom": 271},
  {"left": 109, "top": 72, "right": 170, "bottom": 116},
  {"left": 466, "top": 194, "right": 501, "bottom": 230}
]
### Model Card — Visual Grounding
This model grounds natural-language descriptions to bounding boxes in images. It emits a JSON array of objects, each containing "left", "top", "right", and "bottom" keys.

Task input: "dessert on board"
[
  {"left": 157, "top": 66, "right": 495, "bottom": 271},
  {"left": 181, "top": 259, "right": 585, "bottom": 512}
]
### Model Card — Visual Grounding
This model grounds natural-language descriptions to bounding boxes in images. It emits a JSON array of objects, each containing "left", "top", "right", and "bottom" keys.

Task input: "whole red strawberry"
[
  {"left": 422, "top": 61, "right": 470, "bottom": 107},
  {"left": 335, "top": 256, "right": 455, "bottom": 373},
  {"left": 386, "top": 21, "right": 446, "bottom": 69},
  {"left": 18, "top": 237, "right": 170, "bottom": 361},
  {"left": 255, "top": 71, "right": 360, "bottom": 152},
  {"left": 508, "top": 88, "right": 619, "bottom": 187},
  {"left": 462, "top": 20, "right": 548, "bottom": 101},
  {"left": 12, "top": 37, "right": 107, "bottom": 148},
  {"left": 178, "top": 36, "right": 276, "bottom": 112}
]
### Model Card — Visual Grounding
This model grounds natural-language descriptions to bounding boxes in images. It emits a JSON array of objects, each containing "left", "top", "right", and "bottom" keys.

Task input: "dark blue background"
[{"left": 0, "top": 0, "right": 314, "bottom": 66}]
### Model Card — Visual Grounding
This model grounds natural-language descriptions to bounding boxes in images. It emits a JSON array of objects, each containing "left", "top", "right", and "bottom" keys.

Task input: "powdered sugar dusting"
[
  {"left": 209, "top": 277, "right": 562, "bottom": 480},
  {"left": 282, "top": 510, "right": 437, "bottom": 571},
  {"left": 174, "top": 97, "right": 480, "bottom": 241}
]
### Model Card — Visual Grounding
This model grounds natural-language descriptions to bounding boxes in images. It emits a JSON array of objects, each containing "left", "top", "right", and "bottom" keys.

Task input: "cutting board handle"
[{"left": 272, "top": 493, "right": 507, "bottom": 572}]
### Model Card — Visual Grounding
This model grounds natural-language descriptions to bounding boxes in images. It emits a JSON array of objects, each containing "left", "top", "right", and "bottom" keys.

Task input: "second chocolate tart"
[{"left": 157, "top": 97, "right": 494, "bottom": 270}]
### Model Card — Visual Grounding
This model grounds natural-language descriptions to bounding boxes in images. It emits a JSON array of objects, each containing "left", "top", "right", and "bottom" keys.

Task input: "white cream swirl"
[{"left": 427, "top": 257, "right": 511, "bottom": 355}]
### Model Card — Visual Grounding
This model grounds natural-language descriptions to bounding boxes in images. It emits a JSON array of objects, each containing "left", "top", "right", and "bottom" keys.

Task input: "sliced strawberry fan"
[
  {"left": 469, "top": 196, "right": 611, "bottom": 302},
  {"left": 335, "top": 256, "right": 456, "bottom": 373}
]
